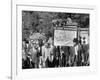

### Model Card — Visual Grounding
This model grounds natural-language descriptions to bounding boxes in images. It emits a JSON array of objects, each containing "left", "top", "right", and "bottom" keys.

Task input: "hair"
[
  {"left": 83, "top": 41, "right": 86, "bottom": 44},
  {"left": 83, "top": 37, "right": 86, "bottom": 40},
  {"left": 73, "top": 38, "right": 78, "bottom": 44}
]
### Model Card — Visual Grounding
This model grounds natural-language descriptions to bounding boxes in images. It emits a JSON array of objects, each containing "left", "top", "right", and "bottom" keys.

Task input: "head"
[
  {"left": 32, "top": 42, "right": 36, "bottom": 48},
  {"left": 73, "top": 38, "right": 78, "bottom": 45},
  {"left": 83, "top": 40, "right": 86, "bottom": 44},
  {"left": 83, "top": 37, "right": 86, "bottom": 40},
  {"left": 44, "top": 42, "right": 50, "bottom": 48}
]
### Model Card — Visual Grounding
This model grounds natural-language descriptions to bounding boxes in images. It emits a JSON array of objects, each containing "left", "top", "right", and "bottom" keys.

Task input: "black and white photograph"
[{"left": 22, "top": 11, "right": 90, "bottom": 69}]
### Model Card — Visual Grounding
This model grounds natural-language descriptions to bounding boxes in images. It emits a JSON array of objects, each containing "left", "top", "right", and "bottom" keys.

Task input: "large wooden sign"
[{"left": 54, "top": 27, "right": 77, "bottom": 46}]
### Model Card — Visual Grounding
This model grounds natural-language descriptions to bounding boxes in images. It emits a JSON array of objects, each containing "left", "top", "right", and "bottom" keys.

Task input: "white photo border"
[{"left": 12, "top": 2, "right": 97, "bottom": 80}]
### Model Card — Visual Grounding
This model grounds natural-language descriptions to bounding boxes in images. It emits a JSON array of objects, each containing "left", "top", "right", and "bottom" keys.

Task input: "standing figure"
[
  {"left": 30, "top": 42, "right": 40, "bottom": 68},
  {"left": 42, "top": 43, "right": 51, "bottom": 68}
]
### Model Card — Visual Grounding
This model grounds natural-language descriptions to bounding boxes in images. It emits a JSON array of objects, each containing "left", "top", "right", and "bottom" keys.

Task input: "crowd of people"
[{"left": 22, "top": 36, "right": 89, "bottom": 69}]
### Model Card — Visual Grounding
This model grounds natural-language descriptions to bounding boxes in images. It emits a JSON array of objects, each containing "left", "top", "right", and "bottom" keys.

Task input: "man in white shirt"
[
  {"left": 42, "top": 42, "right": 57, "bottom": 68},
  {"left": 42, "top": 43, "right": 51, "bottom": 67}
]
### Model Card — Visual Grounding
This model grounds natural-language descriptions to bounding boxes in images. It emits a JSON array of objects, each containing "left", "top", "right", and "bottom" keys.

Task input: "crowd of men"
[{"left": 22, "top": 36, "right": 89, "bottom": 69}]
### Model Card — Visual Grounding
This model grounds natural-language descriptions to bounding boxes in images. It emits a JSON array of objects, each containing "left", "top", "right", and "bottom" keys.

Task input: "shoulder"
[{"left": 42, "top": 46, "right": 45, "bottom": 49}]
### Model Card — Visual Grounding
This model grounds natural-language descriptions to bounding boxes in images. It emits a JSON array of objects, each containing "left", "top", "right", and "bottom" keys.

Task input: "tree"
[{"left": 22, "top": 11, "right": 89, "bottom": 40}]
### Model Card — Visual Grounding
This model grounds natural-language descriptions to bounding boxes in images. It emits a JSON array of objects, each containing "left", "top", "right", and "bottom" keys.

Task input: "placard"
[{"left": 54, "top": 28, "right": 77, "bottom": 46}]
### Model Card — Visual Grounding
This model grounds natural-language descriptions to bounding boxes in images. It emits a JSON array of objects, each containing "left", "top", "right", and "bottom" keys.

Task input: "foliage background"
[{"left": 22, "top": 11, "right": 89, "bottom": 40}]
